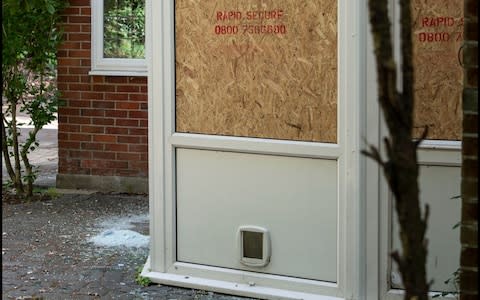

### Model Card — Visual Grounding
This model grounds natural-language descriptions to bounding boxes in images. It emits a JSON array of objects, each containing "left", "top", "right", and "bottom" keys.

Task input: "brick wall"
[
  {"left": 460, "top": 0, "right": 478, "bottom": 299},
  {"left": 56, "top": 0, "right": 148, "bottom": 192}
]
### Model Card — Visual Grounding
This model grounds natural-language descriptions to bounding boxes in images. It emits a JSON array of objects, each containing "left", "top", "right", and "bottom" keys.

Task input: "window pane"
[
  {"left": 104, "top": 0, "right": 145, "bottom": 59},
  {"left": 243, "top": 232, "right": 263, "bottom": 259}
]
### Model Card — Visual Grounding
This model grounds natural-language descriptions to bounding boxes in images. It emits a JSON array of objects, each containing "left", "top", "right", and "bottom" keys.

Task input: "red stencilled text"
[
  {"left": 421, "top": 17, "right": 455, "bottom": 27},
  {"left": 214, "top": 9, "right": 287, "bottom": 35},
  {"left": 417, "top": 16, "right": 463, "bottom": 43},
  {"left": 418, "top": 32, "right": 463, "bottom": 42},
  {"left": 216, "top": 11, "right": 242, "bottom": 21},
  {"left": 246, "top": 10, "right": 284, "bottom": 20},
  {"left": 216, "top": 10, "right": 284, "bottom": 21}
]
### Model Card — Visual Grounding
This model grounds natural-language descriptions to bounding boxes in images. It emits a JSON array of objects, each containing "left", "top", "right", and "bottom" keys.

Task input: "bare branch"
[
  {"left": 391, "top": 250, "right": 403, "bottom": 271},
  {"left": 423, "top": 203, "right": 430, "bottom": 224},
  {"left": 1, "top": 119, "right": 16, "bottom": 181},
  {"left": 383, "top": 137, "right": 393, "bottom": 159},
  {"left": 427, "top": 279, "right": 434, "bottom": 290},
  {"left": 361, "top": 144, "right": 385, "bottom": 166},
  {"left": 369, "top": 1, "right": 430, "bottom": 298},
  {"left": 414, "top": 125, "right": 429, "bottom": 147},
  {"left": 421, "top": 204, "right": 430, "bottom": 238}
]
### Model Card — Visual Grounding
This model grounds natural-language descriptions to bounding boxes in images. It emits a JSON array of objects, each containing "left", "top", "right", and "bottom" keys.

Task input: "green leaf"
[
  {"left": 2, "top": 0, "right": 66, "bottom": 196},
  {"left": 46, "top": 3, "right": 55, "bottom": 14}
]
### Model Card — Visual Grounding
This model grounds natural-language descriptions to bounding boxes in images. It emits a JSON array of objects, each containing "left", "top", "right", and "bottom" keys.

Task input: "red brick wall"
[
  {"left": 460, "top": 0, "right": 478, "bottom": 299},
  {"left": 57, "top": 0, "right": 148, "bottom": 180}
]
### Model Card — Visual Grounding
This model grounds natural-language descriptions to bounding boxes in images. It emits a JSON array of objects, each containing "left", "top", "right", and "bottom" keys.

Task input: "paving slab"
[{"left": 2, "top": 193, "right": 255, "bottom": 300}]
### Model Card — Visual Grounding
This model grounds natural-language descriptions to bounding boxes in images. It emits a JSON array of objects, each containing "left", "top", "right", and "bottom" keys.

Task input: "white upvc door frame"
[{"left": 146, "top": 0, "right": 368, "bottom": 299}]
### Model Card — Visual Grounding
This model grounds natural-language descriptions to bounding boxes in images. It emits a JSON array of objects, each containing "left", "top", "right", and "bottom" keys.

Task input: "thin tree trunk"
[
  {"left": 11, "top": 101, "right": 24, "bottom": 191},
  {"left": 20, "top": 126, "right": 40, "bottom": 197},
  {"left": 1, "top": 116, "right": 16, "bottom": 182},
  {"left": 367, "top": 0, "right": 430, "bottom": 299},
  {"left": 20, "top": 72, "right": 46, "bottom": 197},
  {"left": 4, "top": 68, "right": 26, "bottom": 195}
]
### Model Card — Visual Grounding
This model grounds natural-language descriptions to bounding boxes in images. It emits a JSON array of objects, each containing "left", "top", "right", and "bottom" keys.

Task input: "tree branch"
[
  {"left": 361, "top": 144, "right": 385, "bottom": 166},
  {"left": 1, "top": 118, "right": 16, "bottom": 182},
  {"left": 414, "top": 125, "right": 429, "bottom": 147}
]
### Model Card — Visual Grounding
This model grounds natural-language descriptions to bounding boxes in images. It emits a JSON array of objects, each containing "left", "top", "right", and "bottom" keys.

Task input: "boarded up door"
[{"left": 174, "top": 0, "right": 340, "bottom": 282}]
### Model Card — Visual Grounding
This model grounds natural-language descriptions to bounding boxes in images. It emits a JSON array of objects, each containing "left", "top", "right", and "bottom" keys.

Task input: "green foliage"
[
  {"left": 104, "top": 0, "right": 145, "bottom": 59},
  {"left": 2, "top": 0, "right": 66, "bottom": 198},
  {"left": 45, "top": 187, "right": 60, "bottom": 199},
  {"left": 32, "top": 186, "right": 60, "bottom": 199},
  {"left": 135, "top": 266, "right": 152, "bottom": 287},
  {"left": 2, "top": 0, "right": 64, "bottom": 72}
]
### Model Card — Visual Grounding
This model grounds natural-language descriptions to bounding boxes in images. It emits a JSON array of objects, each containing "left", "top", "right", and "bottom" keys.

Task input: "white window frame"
[{"left": 90, "top": 0, "right": 147, "bottom": 76}]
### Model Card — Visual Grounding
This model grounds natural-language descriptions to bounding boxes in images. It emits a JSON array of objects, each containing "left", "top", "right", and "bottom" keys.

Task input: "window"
[{"left": 91, "top": 0, "right": 147, "bottom": 76}]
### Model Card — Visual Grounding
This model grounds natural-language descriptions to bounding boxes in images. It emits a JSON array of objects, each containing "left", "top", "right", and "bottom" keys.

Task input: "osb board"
[
  {"left": 412, "top": 0, "right": 463, "bottom": 141},
  {"left": 175, "top": 0, "right": 337, "bottom": 143}
]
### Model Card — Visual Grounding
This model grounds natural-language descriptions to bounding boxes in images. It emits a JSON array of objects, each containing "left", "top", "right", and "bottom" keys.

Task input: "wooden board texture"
[
  {"left": 175, "top": 0, "right": 337, "bottom": 143},
  {"left": 412, "top": 0, "right": 463, "bottom": 141},
  {"left": 175, "top": 1, "right": 462, "bottom": 142}
]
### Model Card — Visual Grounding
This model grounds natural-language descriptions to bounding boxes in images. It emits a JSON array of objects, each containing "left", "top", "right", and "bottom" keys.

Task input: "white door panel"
[
  {"left": 391, "top": 165, "right": 461, "bottom": 292},
  {"left": 176, "top": 148, "right": 338, "bottom": 282}
]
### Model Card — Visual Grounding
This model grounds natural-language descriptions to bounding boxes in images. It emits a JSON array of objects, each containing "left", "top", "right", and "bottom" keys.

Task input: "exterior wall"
[
  {"left": 460, "top": 0, "right": 478, "bottom": 300},
  {"left": 460, "top": 0, "right": 478, "bottom": 299},
  {"left": 57, "top": 0, "right": 148, "bottom": 193}
]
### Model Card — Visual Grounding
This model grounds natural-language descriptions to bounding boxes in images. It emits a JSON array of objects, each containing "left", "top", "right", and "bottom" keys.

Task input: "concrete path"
[{"left": 1, "top": 110, "right": 58, "bottom": 188}]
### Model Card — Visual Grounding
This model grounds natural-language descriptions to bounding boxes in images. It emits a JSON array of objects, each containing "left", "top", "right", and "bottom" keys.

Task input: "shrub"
[{"left": 2, "top": 0, "right": 66, "bottom": 198}]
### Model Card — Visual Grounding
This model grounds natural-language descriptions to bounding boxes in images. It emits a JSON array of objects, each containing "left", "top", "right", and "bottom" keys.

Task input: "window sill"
[{"left": 89, "top": 69, "right": 147, "bottom": 77}]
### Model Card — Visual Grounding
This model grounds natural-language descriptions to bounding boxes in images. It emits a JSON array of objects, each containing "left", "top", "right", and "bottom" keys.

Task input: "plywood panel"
[
  {"left": 175, "top": 0, "right": 337, "bottom": 143},
  {"left": 412, "top": 0, "right": 463, "bottom": 140}
]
